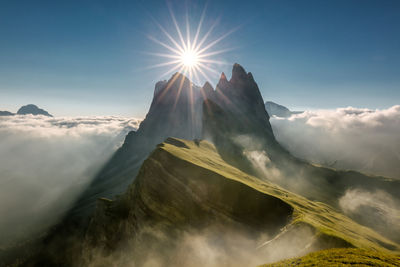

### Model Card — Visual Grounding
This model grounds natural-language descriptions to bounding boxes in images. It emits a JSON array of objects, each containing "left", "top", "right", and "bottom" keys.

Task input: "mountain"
[
  {"left": 28, "top": 139, "right": 399, "bottom": 266},
  {"left": 16, "top": 104, "right": 52, "bottom": 117},
  {"left": 0, "top": 111, "right": 14, "bottom": 116},
  {"left": 264, "top": 101, "right": 302, "bottom": 118},
  {"left": 10, "top": 63, "right": 400, "bottom": 266}
]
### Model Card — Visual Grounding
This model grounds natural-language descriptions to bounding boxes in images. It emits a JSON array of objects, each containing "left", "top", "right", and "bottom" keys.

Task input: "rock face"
[
  {"left": 70, "top": 73, "right": 211, "bottom": 217},
  {"left": 17, "top": 104, "right": 52, "bottom": 117},
  {"left": 202, "top": 64, "right": 289, "bottom": 173}
]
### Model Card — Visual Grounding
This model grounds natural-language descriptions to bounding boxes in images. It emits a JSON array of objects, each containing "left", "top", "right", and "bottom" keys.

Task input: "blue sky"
[{"left": 0, "top": 0, "right": 399, "bottom": 117}]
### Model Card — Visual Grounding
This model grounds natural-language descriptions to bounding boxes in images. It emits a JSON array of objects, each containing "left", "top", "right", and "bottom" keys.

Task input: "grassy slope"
[
  {"left": 260, "top": 248, "right": 400, "bottom": 266},
  {"left": 161, "top": 138, "right": 399, "bottom": 253}
]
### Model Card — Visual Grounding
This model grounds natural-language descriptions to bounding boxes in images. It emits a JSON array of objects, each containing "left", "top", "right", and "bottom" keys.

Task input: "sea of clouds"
[
  {"left": 0, "top": 115, "right": 141, "bottom": 246},
  {"left": 270, "top": 105, "right": 400, "bottom": 179}
]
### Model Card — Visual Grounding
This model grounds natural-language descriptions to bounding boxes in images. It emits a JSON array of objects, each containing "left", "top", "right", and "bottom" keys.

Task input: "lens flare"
[{"left": 146, "top": 4, "right": 237, "bottom": 84}]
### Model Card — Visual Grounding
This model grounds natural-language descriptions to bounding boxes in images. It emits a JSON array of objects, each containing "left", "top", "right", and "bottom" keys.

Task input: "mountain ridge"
[{"left": 26, "top": 138, "right": 399, "bottom": 266}]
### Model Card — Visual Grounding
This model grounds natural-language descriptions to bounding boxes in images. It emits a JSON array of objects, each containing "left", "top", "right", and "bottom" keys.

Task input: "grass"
[
  {"left": 159, "top": 138, "right": 400, "bottom": 253},
  {"left": 260, "top": 248, "right": 400, "bottom": 266}
]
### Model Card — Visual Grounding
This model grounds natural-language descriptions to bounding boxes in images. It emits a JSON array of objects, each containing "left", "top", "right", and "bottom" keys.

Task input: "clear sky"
[{"left": 1, "top": 0, "right": 399, "bottom": 117}]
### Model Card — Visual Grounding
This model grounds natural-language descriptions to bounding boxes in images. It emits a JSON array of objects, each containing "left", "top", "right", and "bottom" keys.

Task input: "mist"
[
  {"left": 339, "top": 188, "right": 400, "bottom": 242},
  {"left": 83, "top": 225, "right": 318, "bottom": 267},
  {"left": 270, "top": 105, "right": 400, "bottom": 178},
  {"left": 0, "top": 115, "right": 140, "bottom": 247}
]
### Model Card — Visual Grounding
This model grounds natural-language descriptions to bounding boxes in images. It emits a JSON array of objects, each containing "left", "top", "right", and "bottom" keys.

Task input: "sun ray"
[
  {"left": 186, "top": 12, "right": 191, "bottom": 50},
  {"left": 197, "top": 62, "right": 223, "bottom": 75},
  {"left": 196, "top": 47, "right": 236, "bottom": 58},
  {"left": 194, "top": 64, "right": 213, "bottom": 83},
  {"left": 193, "top": 18, "right": 219, "bottom": 53},
  {"left": 158, "top": 63, "right": 184, "bottom": 82},
  {"left": 191, "top": 4, "right": 207, "bottom": 51},
  {"left": 157, "top": 64, "right": 186, "bottom": 102},
  {"left": 143, "top": 52, "right": 181, "bottom": 59},
  {"left": 168, "top": 4, "right": 187, "bottom": 51},
  {"left": 172, "top": 73, "right": 187, "bottom": 110},
  {"left": 197, "top": 58, "right": 228, "bottom": 65},
  {"left": 153, "top": 21, "right": 185, "bottom": 53},
  {"left": 146, "top": 59, "right": 182, "bottom": 69},
  {"left": 196, "top": 27, "right": 238, "bottom": 55},
  {"left": 192, "top": 65, "right": 202, "bottom": 85},
  {"left": 148, "top": 35, "right": 182, "bottom": 55}
]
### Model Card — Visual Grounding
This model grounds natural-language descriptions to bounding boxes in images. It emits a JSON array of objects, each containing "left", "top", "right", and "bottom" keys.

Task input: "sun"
[
  {"left": 146, "top": 4, "right": 236, "bottom": 84},
  {"left": 181, "top": 49, "right": 199, "bottom": 67}
]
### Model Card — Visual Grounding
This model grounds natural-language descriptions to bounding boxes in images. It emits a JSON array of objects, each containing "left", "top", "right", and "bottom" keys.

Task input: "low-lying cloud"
[
  {"left": 0, "top": 115, "right": 141, "bottom": 247},
  {"left": 83, "top": 225, "right": 317, "bottom": 267},
  {"left": 270, "top": 105, "right": 400, "bottom": 178},
  {"left": 339, "top": 188, "right": 400, "bottom": 242}
]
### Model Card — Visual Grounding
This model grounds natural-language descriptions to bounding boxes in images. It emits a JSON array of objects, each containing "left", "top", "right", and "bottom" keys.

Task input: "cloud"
[
  {"left": 270, "top": 105, "right": 400, "bottom": 178},
  {"left": 0, "top": 115, "right": 141, "bottom": 247},
  {"left": 83, "top": 225, "right": 317, "bottom": 267},
  {"left": 339, "top": 188, "right": 400, "bottom": 242}
]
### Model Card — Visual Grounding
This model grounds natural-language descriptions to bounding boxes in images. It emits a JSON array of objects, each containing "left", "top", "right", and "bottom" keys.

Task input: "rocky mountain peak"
[
  {"left": 230, "top": 63, "right": 249, "bottom": 82},
  {"left": 216, "top": 72, "right": 229, "bottom": 90},
  {"left": 201, "top": 81, "right": 214, "bottom": 99}
]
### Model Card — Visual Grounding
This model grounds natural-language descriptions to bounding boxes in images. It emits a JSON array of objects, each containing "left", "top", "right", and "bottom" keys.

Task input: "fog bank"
[
  {"left": 270, "top": 105, "right": 400, "bottom": 178},
  {"left": 0, "top": 115, "right": 140, "bottom": 246}
]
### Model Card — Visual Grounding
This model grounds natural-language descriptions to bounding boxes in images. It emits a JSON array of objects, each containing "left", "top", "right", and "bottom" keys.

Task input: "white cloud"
[
  {"left": 0, "top": 115, "right": 141, "bottom": 246},
  {"left": 270, "top": 105, "right": 400, "bottom": 178},
  {"left": 339, "top": 188, "right": 400, "bottom": 241}
]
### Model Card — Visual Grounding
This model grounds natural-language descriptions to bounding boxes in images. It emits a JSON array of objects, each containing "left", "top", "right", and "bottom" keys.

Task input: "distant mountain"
[
  {"left": 0, "top": 111, "right": 14, "bottom": 116},
  {"left": 265, "top": 101, "right": 302, "bottom": 118},
  {"left": 17, "top": 104, "right": 52, "bottom": 117}
]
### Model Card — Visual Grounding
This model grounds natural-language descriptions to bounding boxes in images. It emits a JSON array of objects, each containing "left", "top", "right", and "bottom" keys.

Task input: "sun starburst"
[{"left": 146, "top": 4, "right": 236, "bottom": 85}]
